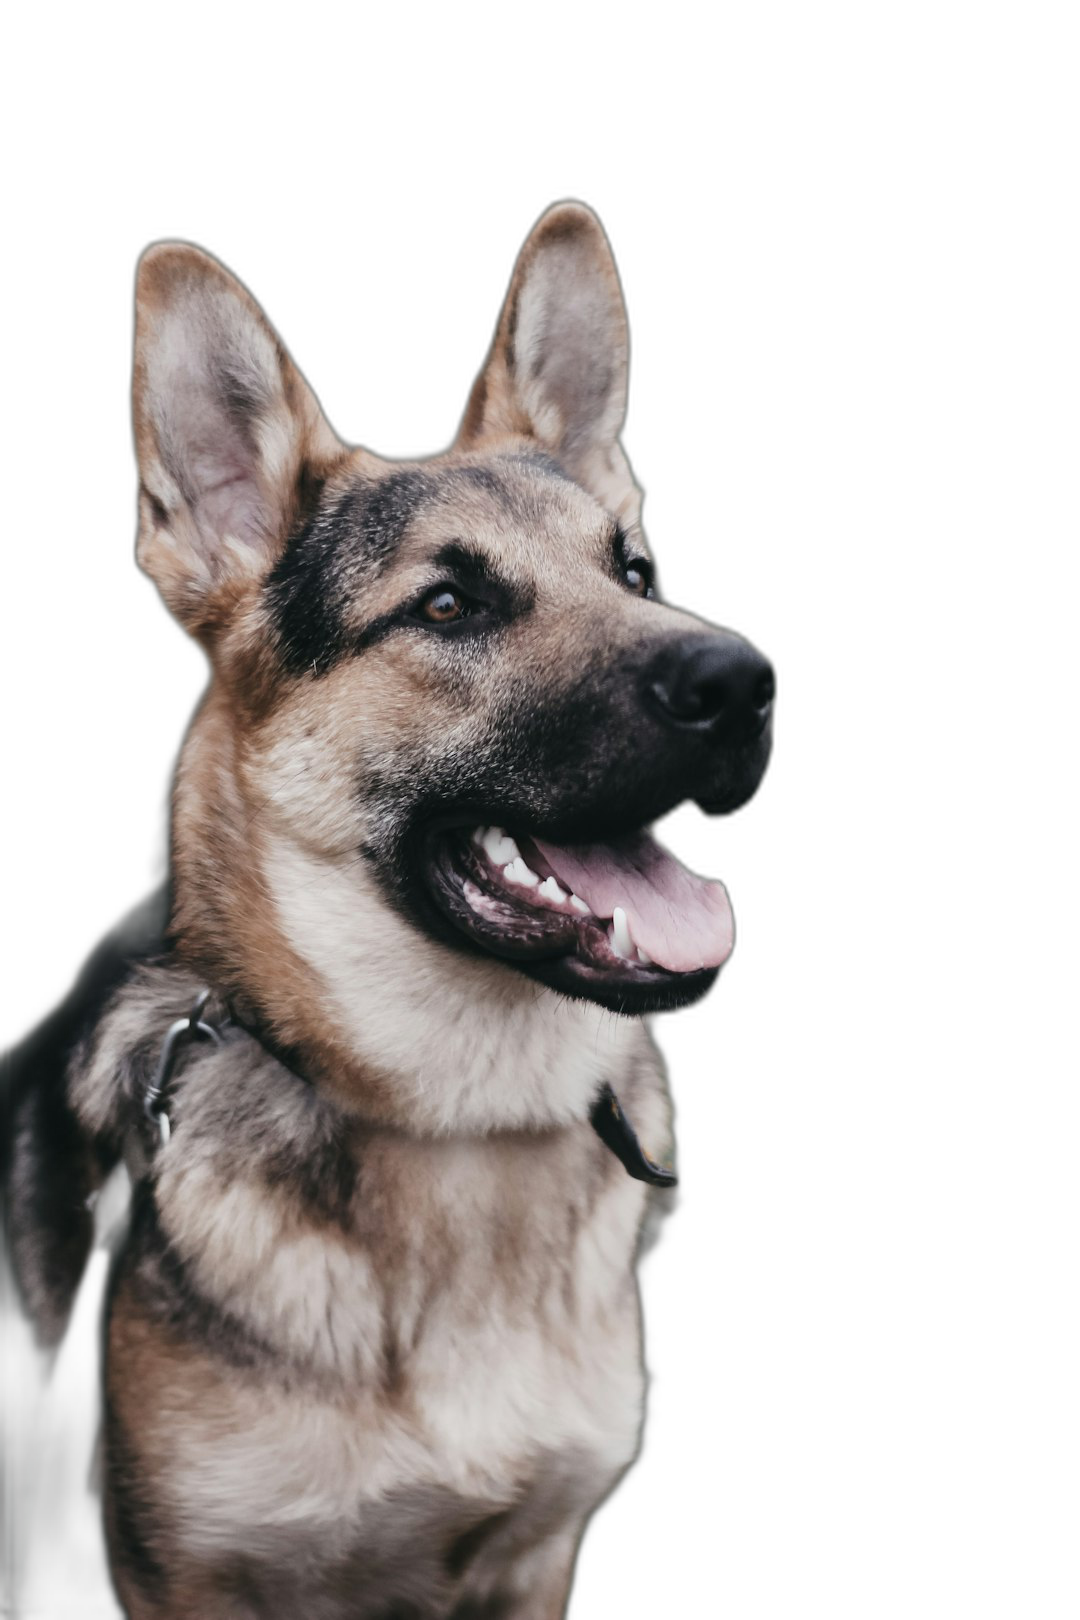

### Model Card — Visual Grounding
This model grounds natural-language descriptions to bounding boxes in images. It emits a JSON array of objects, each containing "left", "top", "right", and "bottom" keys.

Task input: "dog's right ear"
[{"left": 133, "top": 244, "right": 343, "bottom": 638}]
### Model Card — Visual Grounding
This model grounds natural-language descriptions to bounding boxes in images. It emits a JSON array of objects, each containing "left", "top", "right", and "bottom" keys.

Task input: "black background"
[{"left": 2, "top": 177, "right": 841, "bottom": 1607}]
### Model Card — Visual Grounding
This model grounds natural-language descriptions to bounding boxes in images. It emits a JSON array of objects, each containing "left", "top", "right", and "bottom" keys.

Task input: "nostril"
[
  {"left": 650, "top": 676, "right": 727, "bottom": 724},
  {"left": 754, "top": 668, "right": 775, "bottom": 712},
  {"left": 650, "top": 679, "right": 702, "bottom": 721}
]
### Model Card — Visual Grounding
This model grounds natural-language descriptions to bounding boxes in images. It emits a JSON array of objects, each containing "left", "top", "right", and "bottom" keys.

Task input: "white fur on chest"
[
  {"left": 103, "top": 933, "right": 671, "bottom": 1568},
  {"left": 165, "top": 1290, "right": 645, "bottom": 1551},
  {"left": 154, "top": 1131, "right": 650, "bottom": 1553}
]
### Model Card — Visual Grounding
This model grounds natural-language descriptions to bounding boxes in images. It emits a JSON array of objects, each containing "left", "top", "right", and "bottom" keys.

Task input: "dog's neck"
[
  {"left": 169, "top": 708, "right": 643, "bottom": 1136},
  {"left": 255, "top": 831, "right": 641, "bottom": 1135}
]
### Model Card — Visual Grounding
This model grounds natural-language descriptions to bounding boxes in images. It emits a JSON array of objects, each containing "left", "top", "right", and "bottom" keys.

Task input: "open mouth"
[{"left": 424, "top": 821, "right": 735, "bottom": 1013}]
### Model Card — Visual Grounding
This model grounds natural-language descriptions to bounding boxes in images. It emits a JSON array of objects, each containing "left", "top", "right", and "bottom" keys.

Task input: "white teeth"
[
  {"left": 538, "top": 876, "right": 568, "bottom": 904},
  {"left": 611, "top": 906, "right": 634, "bottom": 960},
  {"left": 482, "top": 826, "right": 520, "bottom": 866},
  {"left": 472, "top": 826, "right": 484, "bottom": 845},
  {"left": 569, "top": 893, "right": 590, "bottom": 915},
  {"left": 503, "top": 856, "right": 540, "bottom": 887},
  {"left": 636, "top": 946, "right": 653, "bottom": 966}
]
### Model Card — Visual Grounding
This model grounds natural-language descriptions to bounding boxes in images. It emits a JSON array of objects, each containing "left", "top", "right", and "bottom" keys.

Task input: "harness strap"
[{"left": 588, "top": 1083, "right": 678, "bottom": 1188}]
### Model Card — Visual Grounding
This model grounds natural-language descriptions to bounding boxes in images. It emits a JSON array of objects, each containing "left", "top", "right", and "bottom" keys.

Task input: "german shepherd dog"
[{"left": 3, "top": 203, "right": 773, "bottom": 1617}]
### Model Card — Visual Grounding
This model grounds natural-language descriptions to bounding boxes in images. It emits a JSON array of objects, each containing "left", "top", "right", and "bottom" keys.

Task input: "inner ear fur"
[
  {"left": 133, "top": 242, "right": 343, "bottom": 638},
  {"left": 457, "top": 202, "right": 638, "bottom": 517}
]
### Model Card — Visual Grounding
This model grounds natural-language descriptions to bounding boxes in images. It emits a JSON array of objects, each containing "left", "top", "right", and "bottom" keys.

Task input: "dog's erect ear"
[
  {"left": 457, "top": 202, "right": 636, "bottom": 515},
  {"left": 133, "top": 243, "right": 343, "bottom": 635}
]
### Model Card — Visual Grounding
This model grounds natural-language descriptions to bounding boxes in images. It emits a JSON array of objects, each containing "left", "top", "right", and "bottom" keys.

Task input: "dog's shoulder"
[{"left": 2, "top": 886, "right": 170, "bottom": 1344}]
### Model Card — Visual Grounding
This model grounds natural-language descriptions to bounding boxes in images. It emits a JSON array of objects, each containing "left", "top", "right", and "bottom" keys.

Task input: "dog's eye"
[
  {"left": 419, "top": 588, "right": 469, "bottom": 624},
  {"left": 622, "top": 558, "right": 655, "bottom": 599}
]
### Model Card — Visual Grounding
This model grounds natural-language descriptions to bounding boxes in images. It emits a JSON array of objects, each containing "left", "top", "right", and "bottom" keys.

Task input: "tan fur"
[
  {"left": 80, "top": 962, "right": 666, "bottom": 1617},
  {"left": 54, "top": 204, "right": 729, "bottom": 1617},
  {"left": 133, "top": 242, "right": 346, "bottom": 637}
]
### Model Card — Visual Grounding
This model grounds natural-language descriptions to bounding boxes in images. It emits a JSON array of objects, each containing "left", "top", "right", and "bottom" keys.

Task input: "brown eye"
[
  {"left": 622, "top": 558, "right": 655, "bottom": 598},
  {"left": 420, "top": 588, "right": 467, "bottom": 624}
]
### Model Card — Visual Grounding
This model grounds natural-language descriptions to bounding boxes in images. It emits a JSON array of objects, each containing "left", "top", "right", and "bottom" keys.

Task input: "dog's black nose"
[{"left": 647, "top": 633, "right": 775, "bottom": 744}]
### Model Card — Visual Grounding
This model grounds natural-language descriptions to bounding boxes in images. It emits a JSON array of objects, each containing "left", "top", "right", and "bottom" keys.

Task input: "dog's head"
[{"left": 133, "top": 205, "right": 773, "bottom": 1051}]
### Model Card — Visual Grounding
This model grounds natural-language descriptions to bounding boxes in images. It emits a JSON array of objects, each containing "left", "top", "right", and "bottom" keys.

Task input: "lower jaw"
[
  {"left": 518, "top": 953, "right": 720, "bottom": 1015},
  {"left": 417, "top": 826, "right": 723, "bottom": 1016}
]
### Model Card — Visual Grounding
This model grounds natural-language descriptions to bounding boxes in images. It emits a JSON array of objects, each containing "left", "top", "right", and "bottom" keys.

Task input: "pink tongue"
[{"left": 531, "top": 831, "right": 734, "bottom": 974}]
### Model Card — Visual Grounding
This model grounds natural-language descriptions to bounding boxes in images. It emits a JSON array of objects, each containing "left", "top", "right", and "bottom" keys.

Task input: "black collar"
[{"left": 226, "top": 1005, "right": 678, "bottom": 1185}]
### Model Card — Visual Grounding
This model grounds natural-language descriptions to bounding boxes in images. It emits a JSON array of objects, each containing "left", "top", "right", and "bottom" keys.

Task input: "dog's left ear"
[
  {"left": 457, "top": 202, "right": 637, "bottom": 517},
  {"left": 133, "top": 243, "right": 343, "bottom": 638}
]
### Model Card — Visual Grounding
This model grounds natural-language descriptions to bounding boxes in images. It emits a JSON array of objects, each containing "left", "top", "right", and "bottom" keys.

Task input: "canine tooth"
[
  {"left": 612, "top": 906, "right": 634, "bottom": 960},
  {"left": 504, "top": 857, "right": 539, "bottom": 887},
  {"left": 482, "top": 827, "right": 520, "bottom": 866},
  {"left": 636, "top": 946, "right": 653, "bottom": 966},
  {"left": 569, "top": 894, "right": 590, "bottom": 915},
  {"left": 471, "top": 826, "right": 485, "bottom": 846},
  {"left": 538, "top": 876, "right": 568, "bottom": 904}
]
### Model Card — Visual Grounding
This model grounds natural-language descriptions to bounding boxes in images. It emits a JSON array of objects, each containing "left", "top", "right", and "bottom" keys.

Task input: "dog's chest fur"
[{"left": 79, "top": 970, "right": 670, "bottom": 1613}]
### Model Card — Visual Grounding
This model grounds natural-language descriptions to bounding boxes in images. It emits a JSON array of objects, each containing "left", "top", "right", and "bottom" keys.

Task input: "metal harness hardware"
[
  {"left": 143, "top": 989, "right": 222, "bottom": 1146},
  {"left": 14, "top": 978, "right": 676, "bottom": 1613},
  {"left": 141, "top": 992, "right": 676, "bottom": 1186},
  {"left": 14, "top": 991, "right": 223, "bottom": 1613}
]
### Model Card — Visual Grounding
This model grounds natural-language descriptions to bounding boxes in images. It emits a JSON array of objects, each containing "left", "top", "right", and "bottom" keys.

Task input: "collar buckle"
[{"left": 143, "top": 990, "right": 223, "bottom": 1147}]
